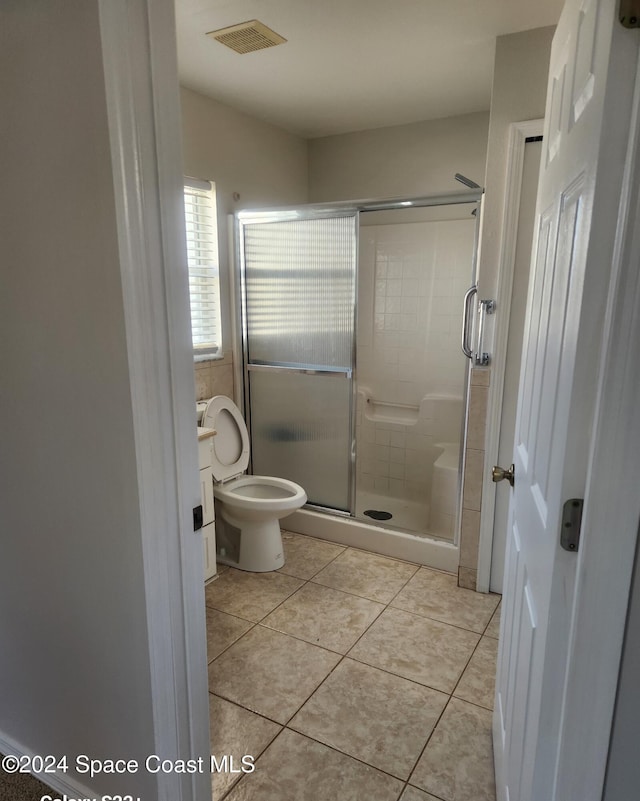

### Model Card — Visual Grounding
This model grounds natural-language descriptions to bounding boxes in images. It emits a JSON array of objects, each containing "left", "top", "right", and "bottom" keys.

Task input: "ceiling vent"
[{"left": 207, "top": 20, "right": 287, "bottom": 54}]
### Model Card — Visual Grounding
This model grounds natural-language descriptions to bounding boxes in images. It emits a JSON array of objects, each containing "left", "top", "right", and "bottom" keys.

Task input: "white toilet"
[{"left": 202, "top": 395, "right": 307, "bottom": 572}]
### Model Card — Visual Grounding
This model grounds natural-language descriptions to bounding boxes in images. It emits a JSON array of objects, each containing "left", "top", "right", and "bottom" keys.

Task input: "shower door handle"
[{"left": 461, "top": 284, "right": 477, "bottom": 359}]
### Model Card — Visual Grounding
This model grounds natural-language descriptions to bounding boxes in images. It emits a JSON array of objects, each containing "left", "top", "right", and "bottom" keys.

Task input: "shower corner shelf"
[{"left": 364, "top": 398, "right": 420, "bottom": 426}]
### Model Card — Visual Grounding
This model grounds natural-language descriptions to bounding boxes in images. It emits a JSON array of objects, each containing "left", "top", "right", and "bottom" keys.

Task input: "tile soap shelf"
[{"left": 364, "top": 397, "right": 420, "bottom": 426}]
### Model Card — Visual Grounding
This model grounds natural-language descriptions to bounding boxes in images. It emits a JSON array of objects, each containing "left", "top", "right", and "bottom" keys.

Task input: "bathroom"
[
  {"left": 188, "top": 94, "right": 492, "bottom": 581},
  {"left": 181, "top": 14, "right": 555, "bottom": 801},
  {"left": 7, "top": 3, "right": 636, "bottom": 801}
]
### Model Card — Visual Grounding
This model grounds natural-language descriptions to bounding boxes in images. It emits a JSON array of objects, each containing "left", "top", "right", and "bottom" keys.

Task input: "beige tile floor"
[{"left": 206, "top": 531, "right": 501, "bottom": 801}]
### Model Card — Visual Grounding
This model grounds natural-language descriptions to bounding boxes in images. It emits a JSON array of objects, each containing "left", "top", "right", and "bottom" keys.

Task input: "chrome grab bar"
[
  {"left": 247, "top": 363, "right": 352, "bottom": 378},
  {"left": 475, "top": 298, "right": 496, "bottom": 366},
  {"left": 461, "top": 284, "right": 477, "bottom": 359},
  {"left": 366, "top": 398, "right": 419, "bottom": 412}
]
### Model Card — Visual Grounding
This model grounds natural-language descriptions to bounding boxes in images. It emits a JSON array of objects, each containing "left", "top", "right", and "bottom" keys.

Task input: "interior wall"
[
  {"left": 460, "top": 25, "right": 555, "bottom": 591},
  {"left": 308, "top": 111, "right": 490, "bottom": 202},
  {"left": 180, "top": 86, "right": 309, "bottom": 403},
  {"left": 603, "top": 534, "right": 640, "bottom": 801},
  {"left": 477, "top": 26, "right": 555, "bottom": 300},
  {"left": 0, "top": 2, "right": 156, "bottom": 796}
]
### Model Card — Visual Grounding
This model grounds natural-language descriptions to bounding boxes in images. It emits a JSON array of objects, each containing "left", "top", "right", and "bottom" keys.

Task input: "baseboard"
[{"left": 0, "top": 730, "right": 98, "bottom": 800}]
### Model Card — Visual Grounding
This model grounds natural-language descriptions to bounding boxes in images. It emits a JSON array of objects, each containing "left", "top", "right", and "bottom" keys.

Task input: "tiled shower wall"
[
  {"left": 459, "top": 367, "right": 491, "bottom": 590},
  {"left": 356, "top": 219, "right": 475, "bottom": 511}
]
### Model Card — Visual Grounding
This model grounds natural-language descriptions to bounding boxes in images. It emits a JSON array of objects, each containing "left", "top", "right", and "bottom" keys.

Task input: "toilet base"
[{"left": 217, "top": 517, "right": 285, "bottom": 573}]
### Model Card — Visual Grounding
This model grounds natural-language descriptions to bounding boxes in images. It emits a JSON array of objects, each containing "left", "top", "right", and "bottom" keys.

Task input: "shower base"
[
  {"left": 355, "top": 491, "right": 429, "bottom": 537},
  {"left": 287, "top": 507, "right": 459, "bottom": 574}
]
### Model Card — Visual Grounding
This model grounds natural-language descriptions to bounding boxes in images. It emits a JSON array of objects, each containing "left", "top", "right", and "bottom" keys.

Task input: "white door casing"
[
  {"left": 99, "top": 2, "right": 211, "bottom": 800},
  {"left": 482, "top": 124, "right": 543, "bottom": 595},
  {"left": 494, "top": 2, "right": 640, "bottom": 801},
  {"left": 491, "top": 140, "right": 541, "bottom": 595}
]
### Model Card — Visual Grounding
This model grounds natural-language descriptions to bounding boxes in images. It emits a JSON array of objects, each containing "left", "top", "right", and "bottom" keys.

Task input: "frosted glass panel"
[
  {"left": 243, "top": 217, "right": 356, "bottom": 368},
  {"left": 249, "top": 370, "right": 352, "bottom": 511}
]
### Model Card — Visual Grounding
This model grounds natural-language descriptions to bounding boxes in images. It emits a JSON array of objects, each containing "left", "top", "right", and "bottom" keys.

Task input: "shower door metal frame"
[{"left": 235, "top": 188, "right": 483, "bottom": 522}]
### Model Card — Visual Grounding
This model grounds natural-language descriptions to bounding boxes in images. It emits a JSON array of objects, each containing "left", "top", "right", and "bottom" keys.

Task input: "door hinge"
[
  {"left": 620, "top": 0, "right": 640, "bottom": 28},
  {"left": 193, "top": 504, "right": 203, "bottom": 532},
  {"left": 560, "top": 498, "right": 583, "bottom": 552}
]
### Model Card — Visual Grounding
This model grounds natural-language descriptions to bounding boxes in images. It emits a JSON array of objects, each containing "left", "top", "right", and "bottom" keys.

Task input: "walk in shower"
[{"left": 235, "top": 189, "right": 481, "bottom": 568}]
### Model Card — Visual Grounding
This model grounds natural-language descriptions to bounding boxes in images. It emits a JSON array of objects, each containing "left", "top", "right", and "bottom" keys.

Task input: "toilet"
[{"left": 202, "top": 395, "right": 307, "bottom": 572}]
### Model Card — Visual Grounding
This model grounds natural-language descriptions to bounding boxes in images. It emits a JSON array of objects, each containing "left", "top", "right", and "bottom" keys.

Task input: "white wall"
[
  {"left": 180, "top": 86, "right": 309, "bottom": 353},
  {"left": 0, "top": 3, "right": 156, "bottom": 795},
  {"left": 603, "top": 539, "right": 640, "bottom": 801},
  {"left": 468, "top": 27, "right": 554, "bottom": 590},
  {"left": 308, "top": 111, "right": 489, "bottom": 202},
  {"left": 477, "top": 26, "right": 555, "bottom": 299}
]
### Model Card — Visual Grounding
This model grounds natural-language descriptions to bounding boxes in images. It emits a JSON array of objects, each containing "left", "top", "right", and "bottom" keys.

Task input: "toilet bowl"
[{"left": 202, "top": 395, "right": 307, "bottom": 572}]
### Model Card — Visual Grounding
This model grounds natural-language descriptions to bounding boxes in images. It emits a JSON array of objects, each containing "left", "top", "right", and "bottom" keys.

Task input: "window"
[{"left": 183, "top": 178, "right": 221, "bottom": 357}]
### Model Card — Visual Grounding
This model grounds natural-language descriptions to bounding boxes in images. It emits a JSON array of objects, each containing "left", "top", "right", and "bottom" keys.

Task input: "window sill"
[{"left": 194, "top": 350, "right": 223, "bottom": 363}]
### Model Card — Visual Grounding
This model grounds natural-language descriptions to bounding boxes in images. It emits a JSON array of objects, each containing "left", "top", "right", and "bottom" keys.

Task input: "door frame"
[
  {"left": 476, "top": 118, "right": 544, "bottom": 595},
  {"left": 98, "top": 1, "right": 640, "bottom": 798},
  {"left": 99, "top": 2, "right": 211, "bottom": 800}
]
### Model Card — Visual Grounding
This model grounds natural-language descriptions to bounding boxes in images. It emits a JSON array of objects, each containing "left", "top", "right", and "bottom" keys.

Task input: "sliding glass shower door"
[{"left": 238, "top": 213, "right": 357, "bottom": 512}]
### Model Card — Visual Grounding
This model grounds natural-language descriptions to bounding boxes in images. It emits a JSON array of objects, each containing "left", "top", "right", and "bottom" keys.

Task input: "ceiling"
[{"left": 175, "top": 0, "right": 564, "bottom": 139}]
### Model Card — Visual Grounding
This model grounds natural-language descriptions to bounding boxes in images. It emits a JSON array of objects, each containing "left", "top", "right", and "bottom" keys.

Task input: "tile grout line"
[
  {"left": 444, "top": 590, "right": 501, "bottom": 709},
  {"left": 207, "top": 690, "right": 284, "bottom": 728},
  {"left": 385, "top": 599, "right": 493, "bottom": 636},
  {"left": 404, "top": 693, "right": 454, "bottom": 792},
  {"left": 279, "top": 725, "right": 414, "bottom": 785},
  {"left": 206, "top": 621, "right": 258, "bottom": 666},
  {"left": 211, "top": 704, "right": 283, "bottom": 801}
]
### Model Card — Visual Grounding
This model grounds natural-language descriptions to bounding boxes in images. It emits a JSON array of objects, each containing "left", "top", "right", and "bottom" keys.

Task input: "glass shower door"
[{"left": 239, "top": 214, "right": 357, "bottom": 512}]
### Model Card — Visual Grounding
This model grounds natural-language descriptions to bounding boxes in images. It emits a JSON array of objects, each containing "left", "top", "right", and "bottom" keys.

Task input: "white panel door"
[{"left": 494, "top": 2, "right": 639, "bottom": 800}]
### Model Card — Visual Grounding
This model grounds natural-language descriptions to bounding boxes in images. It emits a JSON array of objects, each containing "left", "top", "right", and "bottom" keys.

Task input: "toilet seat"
[
  {"left": 214, "top": 474, "right": 307, "bottom": 512},
  {"left": 201, "top": 395, "right": 307, "bottom": 573},
  {"left": 202, "top": 396, "right": 250, "bottom": 482}
]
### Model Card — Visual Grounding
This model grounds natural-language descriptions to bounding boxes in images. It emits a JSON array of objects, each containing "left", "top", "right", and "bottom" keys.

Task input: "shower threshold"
[{"left": 287, "top": 506, "right": 459, "bottom": 574}]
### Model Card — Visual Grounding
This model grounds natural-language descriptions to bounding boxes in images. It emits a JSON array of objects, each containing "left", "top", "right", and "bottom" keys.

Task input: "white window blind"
[{"left": 183, "top": 178, "right": 221, "bottom": 356}]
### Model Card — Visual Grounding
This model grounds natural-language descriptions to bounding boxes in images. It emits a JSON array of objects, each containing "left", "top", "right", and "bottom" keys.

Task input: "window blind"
[{"left": 183, "top": 179, "right": 221, "bottom": 355}]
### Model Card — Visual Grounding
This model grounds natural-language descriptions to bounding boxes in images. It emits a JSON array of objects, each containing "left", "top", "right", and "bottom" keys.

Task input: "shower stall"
[{"left": 234, "top": 189, "right": 483, "bottom": 570}]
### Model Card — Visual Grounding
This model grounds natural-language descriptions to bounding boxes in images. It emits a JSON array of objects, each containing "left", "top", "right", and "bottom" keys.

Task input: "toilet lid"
[{"left": 202, "top": 396, "right": 250, "bottom": 482}]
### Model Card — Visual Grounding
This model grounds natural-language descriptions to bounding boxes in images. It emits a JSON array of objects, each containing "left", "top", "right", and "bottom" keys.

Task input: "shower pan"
[{"left": 235, "top": 189, "right": 483, "bottom": 570}]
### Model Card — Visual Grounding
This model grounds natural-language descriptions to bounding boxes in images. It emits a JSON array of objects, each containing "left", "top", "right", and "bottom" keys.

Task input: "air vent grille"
[{"left": 207, "top": 20, "right": 287, "bottom": 54}]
